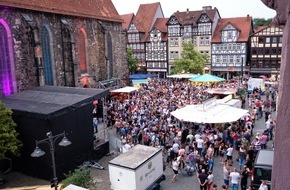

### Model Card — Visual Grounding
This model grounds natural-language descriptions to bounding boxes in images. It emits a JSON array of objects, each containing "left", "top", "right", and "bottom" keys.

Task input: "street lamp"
[{"left": 31, "top": 131, "right": 71, "bottom": 190}]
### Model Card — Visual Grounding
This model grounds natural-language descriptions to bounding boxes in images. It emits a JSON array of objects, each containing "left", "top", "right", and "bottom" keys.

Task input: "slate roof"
[
  {"left": 212, "top": 16, "right": 253, "bottom": 43},
  {"left": 171, "top": 8, "right": 219, "bottom": 26},
  {"left": 0, "top": 0, "right": 123, "bottom": 22},
  {"left": 120, "top": 13, "right": 134, "bottom": 30}
]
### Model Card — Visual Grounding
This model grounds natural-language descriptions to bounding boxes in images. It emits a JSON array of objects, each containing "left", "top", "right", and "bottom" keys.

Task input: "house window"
[
  {"left": 228, "top": 31, "right": 232, "bottom": 39},
  {"left": 41, "top": 26, "right": 53, "bottom": 85},
  {"left": 193, "top": 37, "right": 197, "bottom": 46},
  {"left": 216, "top": 56, "right": 221, "bottom": 63},
  {"left": 79, "top": 28, "right": 87, "bottom": 73},
  {"left": 266, "top": 37, "right": 270, "bottom": 43},
  {"left": 258, "top": 37, "right": 265, "bottom": 44},
  {"left": 229, "top": 56, "right": 234, "bottom": 63},
  {"left": 236, "top": 56, "right": 241, "bottom": 63},
  {"left": 200, "top": 37, "right": 204, "bottom": 45},
  {"left": 237, "top": 44, "right": 241, "bottom": 50},
  {"left": 223, "top": 56, "right": 227, "bottom": 63},
  {"left": 272, "top": 37, "right": 277, "bottom": 43},
  {"left": 0, "top": 19, "right": 15, "bottom": 96},
  {"left": 170, "top": 51, "right": 178, "bottom": 59},
  {"left": 205, "top": 37, "right": 210, "bottom": 45},
  {"left": 233, "top": 44, "right": 236, "bottom": 50},
  {"left": 170, "top": 38, "right": 178, "bottom": 46},
  {"left": 279, "top": 37, "right": 283, "bottom": 43},
  {"left": 252, "top": 49, "right": 257, "bottom": 55}
]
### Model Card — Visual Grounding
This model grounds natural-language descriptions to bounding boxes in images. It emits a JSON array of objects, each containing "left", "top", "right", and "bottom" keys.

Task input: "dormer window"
[{"left": 228, "top": 31, "right": 232, "bottom": 39}]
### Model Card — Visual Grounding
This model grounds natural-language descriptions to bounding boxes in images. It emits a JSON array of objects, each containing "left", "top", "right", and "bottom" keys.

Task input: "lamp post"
[{"left": 31, "top": 131, "right": 71, "bottom": 190}]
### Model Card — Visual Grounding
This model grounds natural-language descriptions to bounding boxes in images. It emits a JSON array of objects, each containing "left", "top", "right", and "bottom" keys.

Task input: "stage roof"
[{"left": 0, "top": 86, "right": 109, "bottom": 119}]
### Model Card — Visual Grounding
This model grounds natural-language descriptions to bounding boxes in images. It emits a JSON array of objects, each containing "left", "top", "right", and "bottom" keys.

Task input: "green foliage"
[
  {"left": 127, "top": 47, "right": 138, "bottom": 74},
  {"left": 62, "top": 166, "right": 93, "bottom": 189},
  {"left": 171, "top": 41, "right": 208, "bottom": 75},
  {"left": 253, "top": 18, "right": 272, "bottom": 28},
  {"left": 0, "top": 102, "right": 22, "bottom": 159}
]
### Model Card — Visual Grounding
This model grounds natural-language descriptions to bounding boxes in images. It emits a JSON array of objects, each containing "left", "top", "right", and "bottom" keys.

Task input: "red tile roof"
[
  {"left": 120, "top": 13, "right": 134, "bottom": 30},
  {"left": 212, "top": 16, "right": 253, "bottom": 43},
  {"left": 253, "top": 25, "right": 268, "bottom": 33},
  {"left": 145, "top": 18, "right": 168, "bottom": 42},
  {"left": 0, "top": 0, "right": 123, "bottom": 22},
  {"left": 172, "top": 8, "right": 219, "bottom": 26},
  {"left": 133, "top": 2, "right": 161, "bottom": 33},
  {"left": 153, "top": 18, "right": 168, "bottom": 33}
]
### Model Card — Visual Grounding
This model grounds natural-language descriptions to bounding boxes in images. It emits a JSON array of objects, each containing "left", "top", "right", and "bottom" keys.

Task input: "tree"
[
  {"left": 61, "top": 166, "right": 94, "bottom": 189},
  {"left": 171, "top": 41, "right": 208, "bottom": 74},
  {"left": 0, "top": 102, "right": 22, "bottom": 159},
  {"left": 253, "top": 18, "right": 272, "bottom": 28},
  {"left": 127, "top": 47, "right": 138, "bottom": 74}
]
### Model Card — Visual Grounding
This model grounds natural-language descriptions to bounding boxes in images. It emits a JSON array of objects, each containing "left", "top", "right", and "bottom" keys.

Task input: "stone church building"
[{"left": 0, "top": 0, "right": 128, "bottom": 96}]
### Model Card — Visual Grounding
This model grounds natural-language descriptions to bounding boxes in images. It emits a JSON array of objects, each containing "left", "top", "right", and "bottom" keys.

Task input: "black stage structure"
[{"left": 0, "top": 86, "right": 109, "bottom": 180}]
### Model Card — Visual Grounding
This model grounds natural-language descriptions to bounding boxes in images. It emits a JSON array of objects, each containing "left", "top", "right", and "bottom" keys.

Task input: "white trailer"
[
  {"left": 247, "top": 78, "right": 265, "bottom": 93},
  {"left": 109, "top": 145, "right": 164, "bottom": 190}
]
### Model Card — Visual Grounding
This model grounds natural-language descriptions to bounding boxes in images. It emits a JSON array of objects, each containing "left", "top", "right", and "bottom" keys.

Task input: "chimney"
[
  {"left": 202, "top": 6, "right": 212, "bottom": 10},
  {"left": 187, "top": 8, "right": 189, "bottom": 13},
  {"left": 177, "top": 10, "right": 179, "bottom": 13}
]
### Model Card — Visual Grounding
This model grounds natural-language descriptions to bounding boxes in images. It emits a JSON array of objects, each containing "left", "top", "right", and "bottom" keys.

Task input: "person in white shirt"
[
  {"left": 196, "top": 137, "right": 204, "bottom": 155},
  {"left": 258, "top": 180, "right": 268, "bottom": 190},
  {"left": 207, "top": 171, "right": 214, "bottom": 190},
  {"left": 229, "top": 168, "right": 240, "bottom": 190},
  {"left": 172, "top": 157, "right": 179, "bottom": 183},
  {"left": 226, "top": 144, "right": 234, "bottom": 166}
]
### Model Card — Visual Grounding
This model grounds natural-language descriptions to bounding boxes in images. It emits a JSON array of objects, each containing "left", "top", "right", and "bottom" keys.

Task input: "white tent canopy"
[
  {"left": 171, "top": 103, "right": 248, "bottom": 123},
  {"left": 110, "top": 86, "right": 139, "bottom": 93},
  {"left": 167, "top": 73, "right": 199, "bottom": 79}
]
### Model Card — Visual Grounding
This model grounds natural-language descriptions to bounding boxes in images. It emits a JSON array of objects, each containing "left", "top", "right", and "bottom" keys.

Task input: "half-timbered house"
[
  {"left": 121, "top": 2, "right": 164, "bottom": 73},
  {"left": 167, "top": 6, "right": 220, "bottom": 74},
  {"left": 249, "top": 25, "right": 283, "bottom": 79},
  {"left": 211, "top": 16, "right": 253, "bottom": 80},
  {"left": 145, "top": 18, "right": 168, "bottom": 78}
]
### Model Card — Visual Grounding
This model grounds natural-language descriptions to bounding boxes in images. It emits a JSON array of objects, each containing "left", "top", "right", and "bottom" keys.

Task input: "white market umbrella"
[{"left": 171, "top": 104, "right": 248, "bottom": 123}]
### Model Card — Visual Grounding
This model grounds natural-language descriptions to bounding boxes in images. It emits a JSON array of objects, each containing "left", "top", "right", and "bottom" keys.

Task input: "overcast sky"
[{"left": 112, "top": 0, "right": 276, "bottom": 19}]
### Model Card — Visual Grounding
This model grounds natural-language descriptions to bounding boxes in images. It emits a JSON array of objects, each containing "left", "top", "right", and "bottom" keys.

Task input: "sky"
[{"left": 111, "top": 0, "right": 276, "bottom": 19}]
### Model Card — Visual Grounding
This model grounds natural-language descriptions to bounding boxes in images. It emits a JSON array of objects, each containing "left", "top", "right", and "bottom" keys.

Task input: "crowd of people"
[{"left": 102, "top": 78, "right": 277, "bottom": 190}]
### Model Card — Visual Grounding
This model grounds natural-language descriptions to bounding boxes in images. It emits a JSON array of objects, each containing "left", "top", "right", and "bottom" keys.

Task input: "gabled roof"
[
  {"left": 222, "top": 22, "right": 241, "bottom": 32},
  {"left": 0, "top": 0, "right": 123, "bottom": 23},
  {"left": 212, "top": 16, "right": 253, "bottom": 43},
  {"left": 133, "top": 2, "right": 163, "bottom": 42},
  {"left": 120, "top": 13, "right": 134, "bottom": 30},
  {"left": 168, "top": 8, "right": 218, "bottom": 26},
  {"left": 251, "top": 25, "right": 284, "bottom": 36},
  {"left": 253, "top": 25, "right": 268, "bottom": 33},
  {"left": 153, "top": 18, "right": 168, "bottom": 33},
  {"left": 146, "top": 18, "right": 168, "bottom": 42}
]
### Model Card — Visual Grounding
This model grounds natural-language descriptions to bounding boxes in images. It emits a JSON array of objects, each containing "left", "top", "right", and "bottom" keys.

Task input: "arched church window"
[
  {"left": 0, "top": 19, "right": 16, "bottom": 96},
  {"left": 79, "top": 28, "right": 87, "bottom": 73},
  {"left": 41, "top": 26, "right": 53, "bottom": 85}
]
